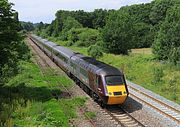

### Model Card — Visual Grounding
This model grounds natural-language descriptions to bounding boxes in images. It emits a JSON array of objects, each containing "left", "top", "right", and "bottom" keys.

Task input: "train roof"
[
  {"left": 97, "top": 66, "right": 123, "bottom": 76},
  {"left": 72, "top": 55, "right": 123, "bottom": 76},
  {"left": 30, "top": 34, "right": 123, "bottom": 76},
  {"left": 54, "top": 46, "right": 75, "bottom": 58},
  {"left": 41, "top": 39, "right": 49, "bottom": 42},
  {"left": 45, "top": 41, "right": 57, "bottom": 47},
  {"left": 83, "top": 57, "right": 123, "bottom": 76}
]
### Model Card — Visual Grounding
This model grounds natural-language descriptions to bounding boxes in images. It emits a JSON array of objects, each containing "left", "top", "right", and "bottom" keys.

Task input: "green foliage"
[
  {"left": 68, "top": 47, "right": 180, "bottom": 104},
  {"left": 20, "top": 21, "right": 35, "bottom": 31},
  {"left": 59, "top": 16, "right": 82, "bottom": 40},
  {"left": 169, "top": 76, "right": 178, "bottom": 100},
  {"left": 87, "top": 45, "right": 103, "bottom": 59},
  {"left": 153, "top": 5, "right": 180, "bottom": 64},
  {"left": 84, "top": 112, "right": 96, "bottom": 119},
  {"left": 149, "top": 0, "right": 177, "bottom": 25},
  {"left": 102, "top": 9, "right": 134, "bottom": 54},
  {"left": 0, "top": 0, "right": 29, "bottom": 84},
  {"left": 0, "top": 61, "right": 86, "bottom": 126},
  {"left": 132, "top": 22, "right": 154, "bottom": 48},
  {"left": 77, "top": 28, "right": 101, "bottom": 47},
  {"left": 92, "top": 9, "right": 108, "bottom": 28},
  {"left": 127, "top": 3, "right": 153, "bottom": 24},
  {"left": 152, "top": 66, "right": 164, "bottom": 84},
  {"left": 67, "top": 28, "right": 102, "bottom": 47}
]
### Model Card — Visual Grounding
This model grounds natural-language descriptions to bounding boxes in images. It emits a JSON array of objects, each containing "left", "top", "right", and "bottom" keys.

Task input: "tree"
[
  {"left": 0, "top": 0, "right": 29, "bottom": 84},
  {"left": 67, "top": 28, "right": 102, "bottom": 47},
  {"left": 128, "top": 3, "right": 152, "bottom": 24},
  {"left": 60, "top": 17, "right": 82, "bottom": 40},
  {"left": 132, "top": 22, "right": 154, "bottom": 48},
  {"left": 153, "top": 5, "right": 180, "bottom": 64},
  {"left": 73, "top": 10, "right": 93, "bottom": 28},
  {"left": 149, "top": 0, "right": 177, "bottom": 25},
  {"left": 20, "top": 21, "right": 35, "bottom": 31},
  {"left": 102, "top": 9, "right": 134, "bottom": 54},
  {"left": 92, "top": 9, "right": 108, "bottom": 29}
]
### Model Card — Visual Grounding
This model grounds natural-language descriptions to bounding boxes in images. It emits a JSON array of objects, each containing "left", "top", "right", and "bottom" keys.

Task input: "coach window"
[{"left": 80, "top": 68, "right": 86, "bottom": 77}]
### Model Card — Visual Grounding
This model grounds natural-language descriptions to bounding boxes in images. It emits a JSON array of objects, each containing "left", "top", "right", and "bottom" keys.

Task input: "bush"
[
  {"left": 78, "top": 28, "right": 102, "bottom": 47},
  {"left": 68, "top": 28, "right": 82, "bottom": 43},
  {"left": 59, "top": 17, "right": 83, "bottom": 41},
  {"left": 67, "top": 28, "right": 102, "bottom": 47},
  {"left": 87, "top": 45, "right": 103, "bottom": 59},
  {"left": 152, "top": 66, "right": 164, "bottom": 84}
]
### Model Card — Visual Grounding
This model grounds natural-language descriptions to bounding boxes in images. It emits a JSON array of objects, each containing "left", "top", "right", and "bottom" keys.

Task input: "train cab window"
[{"left": 105, "top": 76, "right": 124, "bottom": 86}]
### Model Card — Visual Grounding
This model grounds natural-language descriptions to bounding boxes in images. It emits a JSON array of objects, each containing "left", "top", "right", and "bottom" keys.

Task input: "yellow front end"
[{"left": 106, "top": 85, "right": 128, "bottom": 105}]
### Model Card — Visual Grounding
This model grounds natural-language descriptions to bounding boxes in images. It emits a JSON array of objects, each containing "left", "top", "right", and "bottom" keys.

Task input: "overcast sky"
[{"left": 9, "top": 0, "right": 153, "bottom": 23}]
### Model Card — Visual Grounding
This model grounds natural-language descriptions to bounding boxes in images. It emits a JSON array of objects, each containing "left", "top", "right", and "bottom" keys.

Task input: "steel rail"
[
  {"left": 28, "top": 38, "right": 97, "bottom": 127},
  {"left": 28, "top": 37, "right": 147, "bottom": 127},
  {"left": 104, "top": 106, "right": 145, "bottom": 127},
  {"left": 128, "top": 85, "right": 180, "bottom": 114},
  {"left": 129, "top": 88, "right": 180, "bottom": 124}
]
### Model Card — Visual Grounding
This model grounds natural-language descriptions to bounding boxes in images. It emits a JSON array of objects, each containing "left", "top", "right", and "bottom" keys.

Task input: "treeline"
[
  {"left": 0, "top": 0, "right": 29, "bottom": 84},
  {"left": 20, "top": 21, "right": 35, "bottom": 32},
  {"left": 35, "top": 0, "right": 180, "bottom": 64}
]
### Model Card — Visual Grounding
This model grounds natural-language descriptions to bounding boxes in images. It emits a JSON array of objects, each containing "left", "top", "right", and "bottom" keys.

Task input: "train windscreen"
[{"left": 105, "top": 76, "right": 124, "bottom": 85}]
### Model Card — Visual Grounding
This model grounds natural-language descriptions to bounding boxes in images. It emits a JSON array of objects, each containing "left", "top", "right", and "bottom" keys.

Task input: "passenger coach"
[{"left": 29, "top": 34, "right": 129, "bottom": 106}]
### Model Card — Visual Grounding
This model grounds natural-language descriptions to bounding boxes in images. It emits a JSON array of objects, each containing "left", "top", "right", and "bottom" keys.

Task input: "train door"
[
  {"left": 96, "top": 75, "right": 105, "bottom": 95},
  {"left": 88, "top": 71, "right": 96, "bottom": 90}
]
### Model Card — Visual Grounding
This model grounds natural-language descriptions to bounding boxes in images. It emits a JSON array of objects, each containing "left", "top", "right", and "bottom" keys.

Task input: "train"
[{"left": 29, "top": 34, "right": 129, "bottom": 106}]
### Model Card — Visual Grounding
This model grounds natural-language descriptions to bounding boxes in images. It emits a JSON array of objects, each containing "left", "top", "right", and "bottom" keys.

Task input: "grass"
[
  {"left": 0, "top": 61, "right": 86, "bottom": 127},
  {"left": 131, "top": 48, "right": 152, "bottom": 54},
  {"left": 84, "top": 112, "right": 96, "bottom": 119},
  {"left": 49, "top": 38, "right": 180, "bottom": 104}
]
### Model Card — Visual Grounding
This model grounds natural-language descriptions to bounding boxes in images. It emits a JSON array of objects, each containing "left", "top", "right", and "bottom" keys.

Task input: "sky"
[{"left": 9, "top": 0, "right": 153, "bottom": 23}]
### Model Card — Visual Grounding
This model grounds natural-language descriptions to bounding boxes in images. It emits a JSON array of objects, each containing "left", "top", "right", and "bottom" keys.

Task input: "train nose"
[{"left": 106, "top": 85, "right": 128, "bottom": 105}]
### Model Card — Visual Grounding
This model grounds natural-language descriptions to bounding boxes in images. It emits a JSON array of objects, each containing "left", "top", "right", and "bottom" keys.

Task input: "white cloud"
[{"left": 9, "top": 0, "right": 153, "bottom": 23}]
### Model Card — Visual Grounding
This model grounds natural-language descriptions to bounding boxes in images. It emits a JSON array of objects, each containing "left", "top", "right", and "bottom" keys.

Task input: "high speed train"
[{"left": 29, "top": 34, "right": 129, "bottom": 106}]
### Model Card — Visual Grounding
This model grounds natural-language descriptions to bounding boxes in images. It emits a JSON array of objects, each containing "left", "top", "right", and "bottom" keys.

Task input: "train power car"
[{"left": 29, "top": 34, "right": 129, "bottom": 106}]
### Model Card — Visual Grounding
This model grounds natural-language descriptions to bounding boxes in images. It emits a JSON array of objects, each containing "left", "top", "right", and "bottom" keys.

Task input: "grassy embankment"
[
  {"left": 0, "top": 58, "right": 86, "bottom": 126},
  {"left": 50, "top": 38, "right": 180, "bottom": 104}
]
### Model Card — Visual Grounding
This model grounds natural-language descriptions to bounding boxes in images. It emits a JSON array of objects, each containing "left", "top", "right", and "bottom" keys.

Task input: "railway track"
[
  {"left": 127, "top": 82, "right": 180, "bottom": 124},
  {"left": 29, "top": 36, "right": 180, "bottom": 127},
  {"left": 28, "top": 37, "right": 148, "bottom": 127},
  {"left": 27, "top": 38, "right": 96, "bottom": 127},
  {"left": 105, "top": 106, "right": 145, "bottom": 127}
]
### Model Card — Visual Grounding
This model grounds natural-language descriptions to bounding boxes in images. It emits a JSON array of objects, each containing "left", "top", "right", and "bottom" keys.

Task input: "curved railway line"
[
  {"left": 27, "top": 38, "right": 96, "bottom": 127},
  {"left": 127, "top": 83, "right": 180, "bottom": 124},
  {"left": 28, "top": 37, "right": 147, "bottom": 127},
  {"left": 28, "top": 37, "right": 179, "bottom": 127}
]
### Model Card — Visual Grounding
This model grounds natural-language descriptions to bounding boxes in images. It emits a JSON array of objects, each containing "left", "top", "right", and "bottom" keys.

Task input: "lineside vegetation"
[
  {"left": 34, "top": 0, "right": 180, "bottom": 104},
  {"left": 0, "top": 0, "right": 88, "bottom": 126},
  {"left": 35, "top": 0, "right": 180, "bottom": 64},
  {"left": 0, "top": 61, "right": 86, "bottom": 126}
]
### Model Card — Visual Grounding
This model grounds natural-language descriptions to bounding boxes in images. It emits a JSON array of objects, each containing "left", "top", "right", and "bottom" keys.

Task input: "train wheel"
[
  {"left": 86, "top": 87, "right": 90, "bottom": 95},
  {"left": 84, "top": 86, "right": 88, "bottom": 94},
  {"left": 79, "top": 82, "right": 83, "bottom": 88},
  {"left": 76, "top": 79, "right": 80, "bottom": 85},
  {"left": 100, "top": 101, "right": 106, "bottom": 109},
  {"left": 91, "top": 92, "right": 98, "bottom": 102}
]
